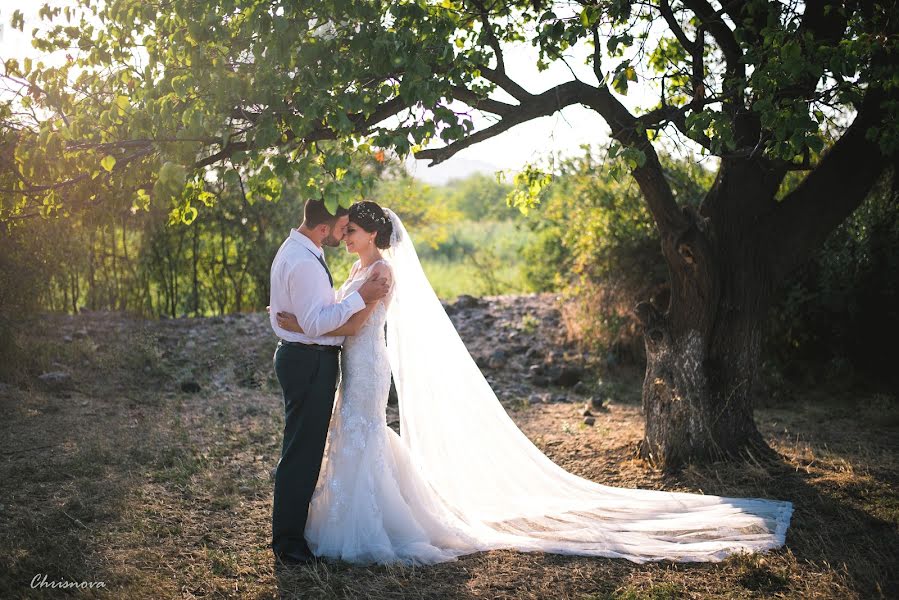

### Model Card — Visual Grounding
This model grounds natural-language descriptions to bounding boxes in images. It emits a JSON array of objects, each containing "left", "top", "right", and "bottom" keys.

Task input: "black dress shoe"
[{"left": 275, "top": 553, "right": 316, "bottom": 566}]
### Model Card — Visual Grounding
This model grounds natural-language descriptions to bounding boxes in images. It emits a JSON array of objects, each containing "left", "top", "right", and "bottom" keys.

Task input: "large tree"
[{"left": 3, "top": 0, "right": 897, "bottom": 468}]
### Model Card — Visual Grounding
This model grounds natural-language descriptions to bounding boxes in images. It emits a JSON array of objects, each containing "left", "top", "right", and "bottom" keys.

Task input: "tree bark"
[
  {"left": 636, "top": 278, "right": 770, "bottom": 469},
  {"left": 636, "top": 181, "right": 776, "bottom": 468}
]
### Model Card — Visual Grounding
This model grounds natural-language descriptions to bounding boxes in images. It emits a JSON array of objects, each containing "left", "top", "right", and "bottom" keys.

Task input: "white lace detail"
[{"left": 306, "top": 261, "right": 478, "bottom": 564}]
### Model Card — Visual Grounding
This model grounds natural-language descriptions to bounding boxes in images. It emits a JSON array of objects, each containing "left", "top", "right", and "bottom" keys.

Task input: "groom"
[{"left": 268, "top": 198, "right": 389, "bottom": 565}]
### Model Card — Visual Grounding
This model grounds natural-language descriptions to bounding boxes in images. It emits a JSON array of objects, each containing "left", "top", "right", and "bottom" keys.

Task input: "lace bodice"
[{"left": 335, "top": 258, "right": 393, "bottom": 342}]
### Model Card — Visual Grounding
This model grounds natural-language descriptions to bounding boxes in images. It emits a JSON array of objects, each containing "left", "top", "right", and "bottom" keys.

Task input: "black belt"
[{"left": 278, "top": 340, "right": 341, "bottom": 353}]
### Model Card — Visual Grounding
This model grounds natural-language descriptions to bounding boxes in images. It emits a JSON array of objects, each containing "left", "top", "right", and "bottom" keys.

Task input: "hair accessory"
[{"left": 352, "top": 203, "right": 388, "bottom": 225}]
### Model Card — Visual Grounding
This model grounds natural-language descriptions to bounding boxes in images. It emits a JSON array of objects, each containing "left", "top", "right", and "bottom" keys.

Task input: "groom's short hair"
[{"left": 303, "top": 199, "right": 349, "bottom": 228}]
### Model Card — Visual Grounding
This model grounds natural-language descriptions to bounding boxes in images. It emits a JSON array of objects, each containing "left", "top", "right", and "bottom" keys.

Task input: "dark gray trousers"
[{"left": 271, "top": 342, "right": 339, "bottom": 560}]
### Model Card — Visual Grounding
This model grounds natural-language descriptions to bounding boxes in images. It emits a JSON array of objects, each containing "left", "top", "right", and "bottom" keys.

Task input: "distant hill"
[{"left": 405, "top": 156, "right": 502, "bottom": 186}]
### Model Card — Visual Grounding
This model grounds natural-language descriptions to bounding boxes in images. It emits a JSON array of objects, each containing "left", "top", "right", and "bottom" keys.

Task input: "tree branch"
[
  {"left": 479, "top": 66, "right": 532, "bottom": 102},
  {"left": 762, "top": 87, "right": 894, "bottom": 283},
  {"left": 470, "top": 0, "right": 505, "bottom": 73},
  {"left": 416, "top": 80, "right": 585, "bottom": 166},
  {"left": 200, "top": 95, "right": 411, "bottom": 168},
  {"left": 446, "top": 85, "right": 516, "bottom": 116},
  {"left": 591, "top": 25, "right": 604, "bottom": 84},
  {"left": 577, "top": 83, "right": 689, "bottom": 236},
  {"left": 659, "top": 0, "right": 699, "bottom": 55},
  {"left": 682, "top": 0, "right": 741, "bottom": 67}
]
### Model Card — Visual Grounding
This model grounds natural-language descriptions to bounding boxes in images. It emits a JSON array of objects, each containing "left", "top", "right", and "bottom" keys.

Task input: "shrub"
[
  {"left": 521, "top": 151, "right": 710, "bottom": 361},
  {"left": 765, "top": 171, "right": 899, "bottom": 383}
]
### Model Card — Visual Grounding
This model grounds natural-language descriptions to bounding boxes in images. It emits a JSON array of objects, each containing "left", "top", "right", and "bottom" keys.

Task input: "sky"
[{"left": 0, "top": 1, "right": 664, "bottom": 184}]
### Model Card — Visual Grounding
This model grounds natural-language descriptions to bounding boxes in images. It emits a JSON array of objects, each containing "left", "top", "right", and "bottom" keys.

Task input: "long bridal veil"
[{"left": 381, "top": 208, "right": 792, "bottom": 563}]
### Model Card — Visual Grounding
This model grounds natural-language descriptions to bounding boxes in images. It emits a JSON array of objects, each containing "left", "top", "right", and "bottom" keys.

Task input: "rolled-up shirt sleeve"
[{"left": 287, "top": 260, "right": 365, "bottom": 337}]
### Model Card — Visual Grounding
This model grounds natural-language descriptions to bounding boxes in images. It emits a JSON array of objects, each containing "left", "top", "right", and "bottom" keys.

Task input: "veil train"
[{"left": 382, "top": 208, "right": 792, "bottom": 563}]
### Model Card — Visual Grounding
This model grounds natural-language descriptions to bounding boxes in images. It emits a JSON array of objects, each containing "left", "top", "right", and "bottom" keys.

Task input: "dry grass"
[{"left": 0, "top": 311, "right": 896, "bottom": 599}]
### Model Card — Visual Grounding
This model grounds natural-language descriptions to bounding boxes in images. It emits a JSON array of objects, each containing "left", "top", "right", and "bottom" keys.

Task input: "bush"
[
  {"left": 521, "top": 149, "right": 898, "bottom": 383},
  {"left": 521, "top": 151, "right": 710, "bottom": 360},
  {"left": 0, "top": 218, "right": 78, "bottom": 380},
  {"left": 765, "top": 171, "right": 899, "bottom": 383}
]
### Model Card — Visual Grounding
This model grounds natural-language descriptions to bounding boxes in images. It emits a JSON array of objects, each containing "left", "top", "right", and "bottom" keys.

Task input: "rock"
[
  {"left": 527, "top": 364, "right": 544, "bottom": 377},
  {"left": 62, "top": 335, "right": 73, "bottom": 343},
  {"left": 72, "top": 329, "right": 89, "bottom": 339},
  {"left": 180, "top": 380, "right": 201, "bottom": 394},
  {"left": 454, "top": 294, "right": 482, "bottom": 310},
  {"left": 583, "top": 416, "right": 596, "bottom": 426},
  {"left": 552, "top": 366, "right": 584, "bottom": 388},
  {"left": 588, "top": 396, "right": 609, "bottom": 411},
  {"left": 532, "top": 375, "right": 550, "bottom": 388},
  {"left": 442, "top": 301, "right": 456, "bottom": 316},
  {"left": 38, "top": 371, "right": 71, "bottom": 386},
  {"left": 528, "top": 393, "right": 549, "bottom": 405},
  {"left": 572, "top": 380, "right": 589, "bottom": 395},
  {"left": 525, "top": 346, "right": 544, "bottom": 360},
  {"left": 487, "top": 349, "right": 508, "bottom": 370},
  {"left": 582, "top": 404, "right": 593, "bottom": 416},
  {"left": 545, "top": 350, "right": 565, "bottom": 364},
  {"left": 184, "top": 340, "right": 196, "bottom": 351},
  {"left": 553, "top": 394, "right": 569, "bottom": 403},
  {"left": 544, "top": 365, "right": 562, "bottom": 382}
]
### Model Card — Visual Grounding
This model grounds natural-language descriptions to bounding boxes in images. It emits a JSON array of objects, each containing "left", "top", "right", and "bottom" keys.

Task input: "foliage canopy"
[{"left": 3, "top": 1, "right": 896, "bottom": 228}]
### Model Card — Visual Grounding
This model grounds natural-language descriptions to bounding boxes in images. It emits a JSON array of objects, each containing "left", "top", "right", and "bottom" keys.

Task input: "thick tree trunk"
[
  {"left": 636, "top": 176, "right": 776, "bottom": 469},
  {"left": 636, "top": 298, "right": 768, "bottom": 468}
]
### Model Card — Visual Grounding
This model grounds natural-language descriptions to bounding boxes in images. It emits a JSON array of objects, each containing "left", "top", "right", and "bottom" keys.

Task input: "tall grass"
[{"left": 415, "top": 219, "right": 536, "bottom": 299}]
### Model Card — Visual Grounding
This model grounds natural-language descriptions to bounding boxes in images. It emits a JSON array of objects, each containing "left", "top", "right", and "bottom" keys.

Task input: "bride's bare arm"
[{"left": 276, "top": 263, "right": 392, "bottom": 337}]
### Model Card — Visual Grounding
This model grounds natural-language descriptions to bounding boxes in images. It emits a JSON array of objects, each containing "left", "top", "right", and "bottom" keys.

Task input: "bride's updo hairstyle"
[{"left": 349, "top": 201, "right": 393, "bottom": 249}]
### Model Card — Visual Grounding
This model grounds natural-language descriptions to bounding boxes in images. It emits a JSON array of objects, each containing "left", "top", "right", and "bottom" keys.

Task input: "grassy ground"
[{"left": 0, "top": 309, "right": 896, "bottom": 599}]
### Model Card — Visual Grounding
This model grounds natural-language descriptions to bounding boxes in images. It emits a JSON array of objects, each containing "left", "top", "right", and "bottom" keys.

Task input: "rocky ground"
[{"left": 0, "top": 294, "right": 896, "bottom": 599}]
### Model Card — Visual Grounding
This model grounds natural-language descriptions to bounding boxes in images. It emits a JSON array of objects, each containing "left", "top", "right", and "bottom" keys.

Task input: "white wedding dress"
[
  {"left": 304, "top": 210, "right": 793, "bottom": 566},
  {"left": 306, "top": 258, "right": 482, "bottom": 564}
]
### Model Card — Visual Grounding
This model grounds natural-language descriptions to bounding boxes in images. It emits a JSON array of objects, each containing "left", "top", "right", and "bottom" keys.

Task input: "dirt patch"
[{"left": 0, "top": 296, "right": 896, "bottom": 599}]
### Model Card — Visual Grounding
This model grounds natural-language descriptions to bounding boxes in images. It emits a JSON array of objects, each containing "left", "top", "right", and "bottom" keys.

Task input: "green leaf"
[
  {"left": 134, "top": 189, "right": 151, "bottom": 211},
  {"left": 807, "top": 136, "right": 825, "bottom": 154},
  {"left": 182, "top": 205, "right": 198, "bottom": 225},
  {"left": 100, "top": 155, "right": 116, "bottom": 172},
  {"left": 324, "top": 194, "right": 338, "bottom": 215}
]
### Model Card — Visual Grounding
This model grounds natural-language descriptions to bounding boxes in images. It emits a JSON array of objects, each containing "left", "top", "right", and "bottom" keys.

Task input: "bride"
[{"left": 275, "top": 201, "right": 793, "bottom": 565}]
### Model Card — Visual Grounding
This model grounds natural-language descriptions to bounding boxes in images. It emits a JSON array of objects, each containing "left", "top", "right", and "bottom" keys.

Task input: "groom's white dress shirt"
[{"left": 269, "top": 229, "right": 365, "bottom": 345}]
